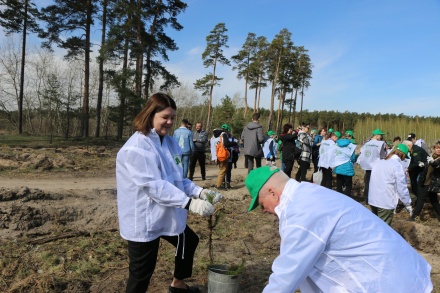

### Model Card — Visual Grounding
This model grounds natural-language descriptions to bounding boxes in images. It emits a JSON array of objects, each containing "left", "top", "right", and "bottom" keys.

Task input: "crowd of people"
[{"left": 116, "top": 92, "right": 438, "bottom": 293}]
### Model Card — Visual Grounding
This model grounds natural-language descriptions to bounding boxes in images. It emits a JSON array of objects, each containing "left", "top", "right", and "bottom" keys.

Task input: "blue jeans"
[{"left": 182, "top": 154, "right": 190, "bottom": 178}]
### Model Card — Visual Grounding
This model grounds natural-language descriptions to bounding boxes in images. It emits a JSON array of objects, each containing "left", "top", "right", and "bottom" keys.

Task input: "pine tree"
[
  {"left": 0, "top": 0, "right": 41, "bottom": 134},
  {"left": 194, "top": 22, "right": 230, "bottom": 133}
]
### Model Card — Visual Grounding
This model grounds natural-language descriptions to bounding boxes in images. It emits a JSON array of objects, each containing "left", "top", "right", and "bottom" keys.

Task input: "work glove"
[
  {"left": 427, "top": 156, "right": 434, "bottom": 164},
  {"left": 199, "top": 189, "right": 223, "bottom": 204},
  {"left": 405, "top": 205, "right": 413, "bottom": 217},
  {"left": 418, "top": 162, "right": 425, "bottom": 168},
  {"left": 270, "top": 155, "right": 274, "bottom": 160},
  {"left": 189, "top": 199, "right": 214, "bottom": 217}
]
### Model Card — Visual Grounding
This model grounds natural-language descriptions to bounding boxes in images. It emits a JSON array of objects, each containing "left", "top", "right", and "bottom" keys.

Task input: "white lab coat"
[
  {"left": 263, "top": 179, "right": 432, "bottom": 293},
  {"left": 368, "top": 154, "right": 411, "bottom": 209},
  {"left": 116, "top": 130, "right": 202, "bottom": 242}
]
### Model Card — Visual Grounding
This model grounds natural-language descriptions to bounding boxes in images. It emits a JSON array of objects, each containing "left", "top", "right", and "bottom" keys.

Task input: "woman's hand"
[{"left": 189, "top": 199, "right": 214, "bottom": 216}]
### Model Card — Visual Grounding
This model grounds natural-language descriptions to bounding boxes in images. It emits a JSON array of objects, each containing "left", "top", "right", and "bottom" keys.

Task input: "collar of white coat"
[{"left": 275, "top": 179, "right": 300, "bottom": 217}]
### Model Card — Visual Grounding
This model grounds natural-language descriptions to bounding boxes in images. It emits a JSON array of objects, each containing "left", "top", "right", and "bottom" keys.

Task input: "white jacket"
[
  {"left": 116, "top": 130, "right": 202, "bottom": 242},
  {"left": 317, "top": 139, "right": 335, "bottom": 168},
  {"left": 368, "top": 154, "right": 411, "bottom": 209},
  {"left": 263, "top": 180, "right": 432, "bottom": 293},
  {"left": 356, "top": 139, "right": 385, "bottom": 170}
]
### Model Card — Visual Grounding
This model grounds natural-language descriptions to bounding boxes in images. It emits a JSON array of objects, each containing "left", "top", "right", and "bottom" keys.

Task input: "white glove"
[
  {"left": 199, "top": 189, "right": 223, "bottom": 204},
  {"left": 418, "top": 162, "right": 425, "bottom": 168},
  {"left": 427, "top": 156, "right": 434, "bottom": 164},
  {"left": 405, "top": 205, "right": 413, "bottom": 216},
  {"left": 270, "top": 155, "right": 274, "bottom": 160},
  {"left": 189, "top": 199, "right": 214, "bottom": 217}
]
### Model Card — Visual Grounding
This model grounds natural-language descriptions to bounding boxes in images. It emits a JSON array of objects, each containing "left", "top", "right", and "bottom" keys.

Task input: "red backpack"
[{"left": 216, "top": 134, "right": 230, "bottom": 162}]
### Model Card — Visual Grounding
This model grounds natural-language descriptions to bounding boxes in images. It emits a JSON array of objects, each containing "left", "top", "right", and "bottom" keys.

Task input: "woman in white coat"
[
  {"left": 116, "top": 93, "right": 222, "bottom": 293},
  {"left": 368, "top": 143, "right": 413, "bottom": 225}
]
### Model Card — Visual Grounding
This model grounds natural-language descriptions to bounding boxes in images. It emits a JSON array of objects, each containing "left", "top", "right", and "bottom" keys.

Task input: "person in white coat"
[
  {"left": 116, "top": 93, "right": 222, "bottom": 293},
  {"left": 245, "top": 166, "right": 432, "bottom": 293},
  {"left": 368, "top": 143, "right": 413, "bottom": 225}
]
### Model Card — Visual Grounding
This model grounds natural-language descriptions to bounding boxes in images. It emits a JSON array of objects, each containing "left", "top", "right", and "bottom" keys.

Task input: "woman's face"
[
  {"left": 434, "top": 145, "right": 440, "bottom": 156},
  {"left": 152, "top": 107, "right": 176, "bottom": 136}
]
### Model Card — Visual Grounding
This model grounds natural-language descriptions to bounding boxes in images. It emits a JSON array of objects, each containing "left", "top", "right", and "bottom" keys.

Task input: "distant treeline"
[{"left": 1, "top": 96, "right": 439, "bottom": 147}]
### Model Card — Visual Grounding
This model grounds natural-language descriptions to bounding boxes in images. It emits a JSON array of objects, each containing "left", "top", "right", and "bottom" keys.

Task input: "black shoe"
[{"left": 169, "top": 285, "right": 200, "bottom": 293}]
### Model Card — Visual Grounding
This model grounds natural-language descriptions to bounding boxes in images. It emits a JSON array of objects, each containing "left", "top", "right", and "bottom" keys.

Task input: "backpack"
[{"left": 216, "top": 134, "right": 230, "bottom": 162}]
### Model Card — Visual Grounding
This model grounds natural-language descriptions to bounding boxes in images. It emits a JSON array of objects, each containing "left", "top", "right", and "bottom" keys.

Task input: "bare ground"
[{"left": 0, "top": 146, "right": 439, "bottom": 292}]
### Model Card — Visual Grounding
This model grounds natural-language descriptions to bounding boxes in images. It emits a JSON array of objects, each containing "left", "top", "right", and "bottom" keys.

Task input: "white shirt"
[
  {"left": 368, "top": 154, "right": 411, "bottom": 209},
  {"left": 116, "top": 130, "right": 202, "bottom": 242},
  {"left": 263, "top": 180, "right": 432, "bottom": 293}
]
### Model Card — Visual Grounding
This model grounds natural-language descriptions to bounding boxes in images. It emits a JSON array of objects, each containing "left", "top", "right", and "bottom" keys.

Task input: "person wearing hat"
[
  {"left": 407, "top": 133, "right": 428, "bottom": 198},
  {"left": 244, "top": 166, "right": 432, "bottom": 293},
  {"left": 263, "top": 130, "right": 278, "bottom": 167},
  {"left": 356, "top": 128, "right": 387, "bottom": 203},
  {"left": 329, "top": 132, "right": 357, "bottom": 197},
  {"left": 317, "top": 131, "right": 340, "bottom": 189},
  {"left": 368, "top": 144, "right": 413, "bottom": 225},
  {"left": 241, "top": 113, "right": 265, "bottom": 174},
  {"left": 345, "top": 130, "right": 356, "bottom": 145},
  {"left": 213, "top": 124, "right": 238, "bottom": 190}
]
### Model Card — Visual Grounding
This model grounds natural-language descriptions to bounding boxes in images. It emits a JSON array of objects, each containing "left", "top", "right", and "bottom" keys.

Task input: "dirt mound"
[{"left": 0, "top": 187, "right": 118, "bottom": 239}]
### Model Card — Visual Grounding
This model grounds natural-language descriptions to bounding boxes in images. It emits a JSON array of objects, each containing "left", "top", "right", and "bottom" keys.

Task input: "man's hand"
[
  {"left": 418, "top": 162, "right": 425, "bottom": 168},
  {"left": 270, "top": 155, "right": 274, "bottom": 160},
  {"left": 199, "top": 189, "right": 223, "bottom": 204},
  {"left": 189, "top": 199, "right": 214, "bottom": 217},
  {"left": 405, "top": 205, "right": 413, "bottom": 217}
]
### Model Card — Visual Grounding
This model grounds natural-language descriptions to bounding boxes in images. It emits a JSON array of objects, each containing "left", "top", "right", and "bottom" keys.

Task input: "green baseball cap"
[
  {"left": 395, "top": 143, "right": 410, "bottom": 158},
  {"left": 333, "top": 131, "right": 341, "bottom": 139},
  {"left": 245, "top": 166, "right": 280, "bottom": 212},
  {"left": 345, "top": 130, "right": 355, "bottom": 139},
  {"left": 221, "top": 124, "right": 231, "bottom": 132},
  {"left": 328, "top": 128, "right": 334, "bottom": 133},
  {"left": 372, "top": 128, "right": 385, "bottom": 136},
  {"left": 267, "top": 130, "right": 276, "bottom": 136}
]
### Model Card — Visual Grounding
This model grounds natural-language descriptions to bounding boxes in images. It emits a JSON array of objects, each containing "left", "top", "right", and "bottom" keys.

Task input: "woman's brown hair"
[
  {"left": 132, "top": 93, "right": 177, "bottom": 135},
  {"left": 282, "top": 123, "right": 293, "bottom": 135}
]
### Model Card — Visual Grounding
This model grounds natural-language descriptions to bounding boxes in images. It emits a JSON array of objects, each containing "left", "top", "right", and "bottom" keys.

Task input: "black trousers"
[
  {"left": 245, "top": 155, "right": 261, "bottom": 174},
  {"left": 126, "top": 225, "right": 199, "bottom": 293},
  {"left": 363, "top": 170, "right": 371, "bottom": 203},
  {"left": 283, "top": 159, "right": 294, "bottom": 178},
  {"left": 189, "top": 151, "right": 206, "bottom": 180},
  {"left": 408, "top": 167, "right": 423, "bottom": 196},
  {"left": 412, "top": 185, "right": 440, "bottom": 218},
  {"left": 295, "top": 160, "right": 310, "bottom": 182},
  {"left": 336, "top": 174, "right": 352, "bottom": 196},
  {"left": 320, "top": 167, "right": 333, "bottom": 189}
]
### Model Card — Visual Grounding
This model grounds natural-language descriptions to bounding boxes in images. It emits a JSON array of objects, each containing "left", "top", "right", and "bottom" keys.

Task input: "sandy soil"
[{"left": 0, "top": 146, "right": 439, "bottom": 292}]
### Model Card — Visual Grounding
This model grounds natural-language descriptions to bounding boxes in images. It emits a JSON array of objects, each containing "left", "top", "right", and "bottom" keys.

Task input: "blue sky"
[
  {"left": 163, "top": 0, "right": 440, "bottom": 117},
  {"left": 2, "top": 0, "right": 439, "bottom": 117}
]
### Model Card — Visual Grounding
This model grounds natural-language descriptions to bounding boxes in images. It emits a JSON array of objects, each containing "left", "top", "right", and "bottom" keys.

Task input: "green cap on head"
[
  {"left": 333, "top": 131, "right": 341, "bottom": 139},
  {"left": 245, "top": 166, "right": 280, "bottom": 212},
  {"left": 345, "top": 130, "right": 355, "bottom": 139},
  {"left": 372, "top": 128, "right": 385, "bottom": 136},
  {"left": 267, "top": 130, "right": 276, "bottom": 136},
  {"left": 221, "top": 123, "right": 231, "bottom": 132},
  {"left": 395, "top": 143, "right": 410, "bottom": 158},
  {"left": 328, "top": 128, "right": 334, "bottom": 133},
  {"left": 311, "top": 129, "right": 318, "bottom": 134}
]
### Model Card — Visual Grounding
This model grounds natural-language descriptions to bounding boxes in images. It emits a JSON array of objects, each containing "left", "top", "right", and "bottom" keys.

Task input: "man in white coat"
[{"left": 245, "top": 166, "right": 432, "bottom": 293}]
